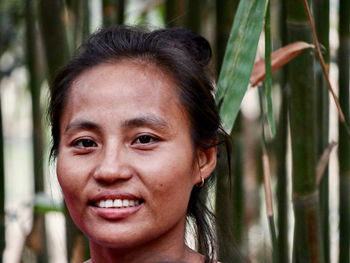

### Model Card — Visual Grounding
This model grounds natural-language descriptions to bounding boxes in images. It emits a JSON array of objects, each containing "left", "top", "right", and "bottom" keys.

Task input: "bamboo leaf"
[
  {"left": 316, "top": 141, "right": 337, "bottom": 185},
  {"left": 215, "top": 0, "right": 266, "bottom": 133},
  {"left": 34, "top": 204, "right": 64, "bottom": 213},
  {"left": 251, "top": 41, "right": 314, "bottom": 86},
  {"left": 33, "top": 192, "right": 63, "bottom": 213},
  {"left": 264, "top": 1, "right": 275, "bottom": 136}
]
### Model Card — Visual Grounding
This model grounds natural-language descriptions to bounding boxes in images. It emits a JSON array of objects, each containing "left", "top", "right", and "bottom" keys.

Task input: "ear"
[{"left": 193, "top": 146, "right": 217, "bottom": 185}]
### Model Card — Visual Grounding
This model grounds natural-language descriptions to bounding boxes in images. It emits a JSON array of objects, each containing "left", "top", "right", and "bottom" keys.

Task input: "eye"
[
  {"left": 133, "top": 135, "right": 158, "bottom": 145},
  {"left": 72, "top": 138, "right": 97, "bottom": 148}
]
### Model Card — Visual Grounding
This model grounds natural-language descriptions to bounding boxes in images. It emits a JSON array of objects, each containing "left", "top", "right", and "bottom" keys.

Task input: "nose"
[{"left": 92, "top": 148, "right": 133, "bottom": 184}]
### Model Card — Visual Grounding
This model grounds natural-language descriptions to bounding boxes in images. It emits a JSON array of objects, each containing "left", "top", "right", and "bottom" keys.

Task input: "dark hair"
[{"left": 49, "top": 25, "right": 231, "bottom": 261}]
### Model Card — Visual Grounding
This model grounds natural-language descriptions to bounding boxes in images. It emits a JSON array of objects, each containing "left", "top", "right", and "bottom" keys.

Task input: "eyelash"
[
  {"left": 132, "top": 134, "right": 159, "bottom": 145},
  {"left": 70, "top": 134, "right": 159, "bottom": 151},
  {"left": 72, "top": 138, "right": 97, "bottom": 148}
]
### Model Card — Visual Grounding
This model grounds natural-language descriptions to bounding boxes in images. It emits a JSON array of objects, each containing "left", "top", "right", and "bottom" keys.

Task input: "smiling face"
[{"left": 56, "top": 60, "right": 215, "bottom": 256}]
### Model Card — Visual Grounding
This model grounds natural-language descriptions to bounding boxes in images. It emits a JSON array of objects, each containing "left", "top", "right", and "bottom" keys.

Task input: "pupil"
[
  {"left": 139, "top": 136, "right": 150, "bottom": 143},
  {"left": 83, "top": 139, "right": 94, "bottom": 147}
]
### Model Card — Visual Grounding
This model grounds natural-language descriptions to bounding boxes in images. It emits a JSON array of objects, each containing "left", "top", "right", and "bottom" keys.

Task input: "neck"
[{"left": 88, "top": 240, "right": 204, "bottom": 263}]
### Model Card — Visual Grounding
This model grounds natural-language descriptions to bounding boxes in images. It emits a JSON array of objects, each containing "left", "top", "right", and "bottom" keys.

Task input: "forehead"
[
  {"left": 60, "top": 60, "right": 189, "bottom": 130},
  {"left": 72, "top": 60, "right": 175, "bottom": 99}
]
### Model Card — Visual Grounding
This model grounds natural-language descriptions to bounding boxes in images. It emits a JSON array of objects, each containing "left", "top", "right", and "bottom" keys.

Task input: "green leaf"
[
  {"left": 216, "top": 0, "right": 267, "bottom": 133},
  {"left": 34, "top": 204, "right": 64, "bottom": 213},
  {"left": 264, "top": 1, "right": 275, "bottom": 136},
  {"left": 33, "top": 192, "right": 64, "bottom": 213}
]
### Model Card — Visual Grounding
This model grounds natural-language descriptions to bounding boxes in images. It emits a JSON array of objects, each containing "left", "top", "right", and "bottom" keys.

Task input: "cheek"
[
  {"left": 57, "top": 155, "right": 72, "bottom": 191},
  {"left": 141, "top": 151, "right": 196, "bottom": 207},
  {"left": 56, "top": 155, "right": 89, "bottom": 228},
  {"left": 56, "top": 153, "right": 85, "bottom": 204}
]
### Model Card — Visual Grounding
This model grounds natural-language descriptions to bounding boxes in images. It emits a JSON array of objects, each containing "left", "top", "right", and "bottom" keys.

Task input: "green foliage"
[
  {"left": 215, "top": 0, "right": 266, "bottom": 133},
  {"left": 264, "top": 1, "right": 275, "bottom": 136},
  {"left": 0, "top": 1, "right": 348, "bottom": 262}
]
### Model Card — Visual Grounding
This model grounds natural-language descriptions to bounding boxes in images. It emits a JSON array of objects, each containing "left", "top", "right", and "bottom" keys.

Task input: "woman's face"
[{"left": 57, "top": 60, "right": 216, "bottom": 250}]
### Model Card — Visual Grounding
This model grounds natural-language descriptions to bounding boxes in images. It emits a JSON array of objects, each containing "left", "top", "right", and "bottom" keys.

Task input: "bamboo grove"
[{"left": 0, "top": 0, "right": 349, "bottom": 262}]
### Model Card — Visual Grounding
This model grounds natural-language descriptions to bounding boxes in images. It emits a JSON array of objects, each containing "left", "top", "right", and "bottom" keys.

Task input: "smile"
[
  {"left": 96, "top": 199, "right": 141, "bottom": 208},
  {"left": 90, "top": 197, "right": 144, "bottom": 220}
]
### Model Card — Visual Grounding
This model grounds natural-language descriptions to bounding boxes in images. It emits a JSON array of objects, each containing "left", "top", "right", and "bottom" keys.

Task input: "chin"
[{"left": 84, "top": 225, "right": 154, "bottom": 249}]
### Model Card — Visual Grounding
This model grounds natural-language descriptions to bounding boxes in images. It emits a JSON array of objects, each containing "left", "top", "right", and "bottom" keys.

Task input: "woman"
[{"left": 49, "top": 26, "right": 230, "bottom": 263}]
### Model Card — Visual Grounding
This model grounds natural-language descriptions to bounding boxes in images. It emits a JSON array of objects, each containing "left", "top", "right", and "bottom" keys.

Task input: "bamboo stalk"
[
  {"left": 339, "top": 177, "right": 350, "bottom": 263},
  {"left": 230, "top": 126, "right": 244, "bottom": 257},
  {"left": 165, "top": 0, "right": 177, "bottom": 27},
  {"left": 276, "top": 1, "right": 289, "bottom": 261},
  {"left": 26, "top": 0, "right": 45, "bottom": 211},
  {"left": 73, "top": 0, "right": 90, "bottom": 48},
  {"left": 262, "top": 145, "right": 277, "bottom": 262},
  {"left": 262, "top": 147, "right": 273, "bottom": 217},
  {"left": 116, "top": 0, "right": 125, "bottom": 25},
  {"left": 38, "top": 1, "right": 82, "bottom": 261},
  {"left": 286, "top": 0, "right": 325, "bottom": 261},
  {"left": 276, "top": 87, "right": 289, "bottom": 263},
  {"left": 165, "top": 0, "right": 176, "bottom": 27},
  {"left": 102, "top": 0, "right": 116, "bottom": 26},
  {"left": 293, "top": 192, "right": 324, "bottom": 263},
  {"left": 312, "top": 0, "right": 330, "bottom": 261},
  {"left": 215, "top": 0, "right": 238, "bottom": 75},
  {"left": 259, "top": 82, "right": 277, "bottom": 262},
  {"left": 38, "top": 0, "right": 70, "bottom": 84},
  {"left": 338, "top": 0, "right": 350, "bottom": 261},
  {"left": 0, "top": 85, "right": 5, "bottom": 263},
  {"left": 102, "top": 0, "right": 125, "bottom": 26},
  {"left": 165, "top": 0, "right": 185, "bottom": 27},
  {"left": 301, "top": 0, "right": 350, "bottom": 139},
  {"left": 264, "top": 0, "right": 275, "bottom": 136},
  {"left": 25, "top": 1, "right": 48, "bottom": 262},
  {"left": 258, "top": 20, "right": 278, "bottom": 254},
  {"left": 185, "top": 0, "right": 201, "bottom": 33},
  {"left": 0, "top": 1, "right": 6, "bottom": 260},
  {"left": 215, "top": 1, "right": 242, "bottom": 260}
]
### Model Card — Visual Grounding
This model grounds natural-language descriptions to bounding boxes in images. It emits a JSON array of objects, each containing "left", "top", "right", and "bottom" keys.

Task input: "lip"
[
  {"left": 90, "top": 204, "right": 143, "bottom": 220},
  {"left": 89, "top": 191, "right": 143, "bottom": 220}
]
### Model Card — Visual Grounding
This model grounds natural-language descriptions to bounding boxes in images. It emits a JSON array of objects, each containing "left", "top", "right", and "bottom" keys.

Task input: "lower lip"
[{"left": 90, "top": 204, "right": 143, "bottom": 220}]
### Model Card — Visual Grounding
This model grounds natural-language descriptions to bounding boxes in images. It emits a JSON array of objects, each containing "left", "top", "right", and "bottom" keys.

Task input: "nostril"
[{"left": 92, "top": 164, "right": 133, "bottom": 183}]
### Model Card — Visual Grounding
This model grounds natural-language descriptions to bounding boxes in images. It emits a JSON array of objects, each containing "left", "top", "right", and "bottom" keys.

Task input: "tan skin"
[{"left": 56, "top": 60, "right": 217, "bottom": 263}]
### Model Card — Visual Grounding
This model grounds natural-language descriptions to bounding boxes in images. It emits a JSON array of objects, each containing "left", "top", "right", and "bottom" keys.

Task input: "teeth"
[
  {"left": 97, "top": 199, "right": 140, "bottom": 208},
  {"left": 105, "top": 199, "right": 113, "bottom": 208},
  {"left": 113, "top": 199, "right": 122, "bottom": 207},
  {"left": 122, "top": 200, "right": 129, "bottom": 207}
]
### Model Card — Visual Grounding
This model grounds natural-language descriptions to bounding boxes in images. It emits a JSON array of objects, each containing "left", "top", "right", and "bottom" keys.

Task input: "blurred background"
[{"left": 0, "top": 0, "right": 349, "bottom": 262}]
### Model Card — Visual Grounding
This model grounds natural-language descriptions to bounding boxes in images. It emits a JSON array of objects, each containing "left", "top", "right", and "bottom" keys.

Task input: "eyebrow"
[
  {"left": 121, "top": 115, "right": 169, "bottom": 130},
  {"left": 65, "top": 120, "right": 102, "bottom": 134},
  {"left": 64, "top": 115, "right": 169, "bottom": 134}
]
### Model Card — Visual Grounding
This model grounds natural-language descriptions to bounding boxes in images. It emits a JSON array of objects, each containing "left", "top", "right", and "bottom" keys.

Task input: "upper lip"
[{"left": 89, "top": 191, "right": 142, "bottom": 204}]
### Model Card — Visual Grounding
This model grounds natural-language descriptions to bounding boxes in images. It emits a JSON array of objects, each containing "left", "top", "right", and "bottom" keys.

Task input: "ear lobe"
[{"left": 195, "top": 146, "right": 217, "bottom": 184}]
